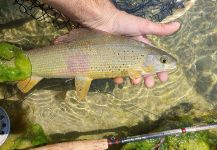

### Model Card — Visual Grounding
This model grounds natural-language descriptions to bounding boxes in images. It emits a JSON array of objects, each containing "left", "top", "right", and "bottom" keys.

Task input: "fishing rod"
[{"left": 32, "top": 123, "right": 217, "bottom": 150}]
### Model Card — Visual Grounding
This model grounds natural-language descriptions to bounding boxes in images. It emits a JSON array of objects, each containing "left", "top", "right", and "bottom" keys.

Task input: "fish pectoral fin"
[
  {"left": 75, "top": 76, "right": 93, "bottom": 100},
  {"left": 17, "top": 76, "right": 43, "bottom": 93},
  {"left": 128, "top": 68, "right": 142, "bottom": 80}
]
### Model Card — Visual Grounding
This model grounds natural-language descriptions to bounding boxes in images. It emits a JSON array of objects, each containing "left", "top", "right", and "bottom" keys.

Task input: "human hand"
[{"left": 45, "top": 0, "right": 180, "bottom": 87}]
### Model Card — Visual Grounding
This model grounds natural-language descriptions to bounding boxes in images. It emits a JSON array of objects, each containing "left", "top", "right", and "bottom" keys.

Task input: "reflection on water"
[{"left": 0, "top": 0, "right": 217, "bottom": 149}]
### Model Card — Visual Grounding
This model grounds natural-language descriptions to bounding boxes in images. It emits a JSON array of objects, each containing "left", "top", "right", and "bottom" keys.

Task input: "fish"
[{"left": 17, "top": 28, "right": 177, "bottom": 100}]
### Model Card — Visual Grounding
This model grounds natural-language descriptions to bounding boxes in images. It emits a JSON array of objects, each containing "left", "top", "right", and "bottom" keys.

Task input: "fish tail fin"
[{"left": 17, "top": 76, "right": 43, "bottom": 93}]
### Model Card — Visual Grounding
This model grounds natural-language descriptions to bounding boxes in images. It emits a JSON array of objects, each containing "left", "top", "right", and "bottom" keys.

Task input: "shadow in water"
[
  {"left": 25, "top": 78, "right": 117, "bottom": 96},
  {"left": 0, "top": 100, "right": 29, "bottom": 134}
]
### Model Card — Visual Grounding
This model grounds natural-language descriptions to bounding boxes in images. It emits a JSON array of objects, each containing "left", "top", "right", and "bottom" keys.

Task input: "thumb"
[
  {"left": 112, "top": 12, "right": 180, "bottom": 36},
  {"left": 141, "top": 20, "right": 181, "bottom": 36}
]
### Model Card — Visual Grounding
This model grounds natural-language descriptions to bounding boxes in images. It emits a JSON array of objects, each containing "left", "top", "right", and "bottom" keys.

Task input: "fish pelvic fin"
[
  {"left": 17, "top": 76, "right": 43, "bottom": 93},
  {"left": 75, "top": 76, "right": 92, "bottom": 100}
]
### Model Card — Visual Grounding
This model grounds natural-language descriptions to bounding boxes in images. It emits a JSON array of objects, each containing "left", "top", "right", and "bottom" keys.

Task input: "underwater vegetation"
[
  {"left": 1, "top": 124, "right": 49, "bottom": 149},
  {"left": 14, "top": 124, "right": 48, "bottom": 149},
  {"left": 122, "top": 131, "right": 217, "bottom": 150},
  {"left": 0, "top": 42, "right": 31, "bottom": 82}
]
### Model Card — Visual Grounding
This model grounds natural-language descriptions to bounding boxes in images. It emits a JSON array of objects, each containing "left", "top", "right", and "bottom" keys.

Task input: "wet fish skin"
[{"left": 18, "top": 29, "right": 177, "bottom": 99}]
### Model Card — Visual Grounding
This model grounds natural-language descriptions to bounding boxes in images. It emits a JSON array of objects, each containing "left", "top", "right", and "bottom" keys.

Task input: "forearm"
[{"left": 43, "top": 0, "right": 120, "bottom": 29}]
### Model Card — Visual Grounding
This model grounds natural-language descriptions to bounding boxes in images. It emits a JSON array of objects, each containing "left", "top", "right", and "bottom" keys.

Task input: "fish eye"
[{"left": 160, "top": 55, "right": 169, "bottom": 64}]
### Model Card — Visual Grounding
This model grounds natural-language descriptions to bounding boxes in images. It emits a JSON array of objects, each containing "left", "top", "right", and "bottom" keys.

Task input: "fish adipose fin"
[
  {"left": 17, "top": 76, "right": 43, "bottom": 93},
  {"left": 75, "top": 76, "right": 93, "bottom": 100}
]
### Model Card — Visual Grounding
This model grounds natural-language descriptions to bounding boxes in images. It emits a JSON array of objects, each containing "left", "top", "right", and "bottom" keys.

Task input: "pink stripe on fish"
[{"left": 66, "top": 54, "right": 90, "bottom": 74}]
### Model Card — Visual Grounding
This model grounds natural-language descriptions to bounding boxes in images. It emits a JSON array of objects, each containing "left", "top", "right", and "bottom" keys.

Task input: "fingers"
[
  {"left": 113, "top": 11, "right": 180, "bottom": 37},
  {"left": 143, "top": 72, "right": 168, "bottom": 88},
  {"left": 143, "top": 72, "right": 168, "bottom": 87},
  {"left": 141, "top": 20, "right": 180, "bottom": 36},
  {"left": 113, "top": 71, "right": 168, "bottom": 87},
  {"left": 113, "top": 77, "right": 124, "bottom": 84},
  {"left": 144, "top": 76, "right": 155, "bottom": 88},
  {"left": 131, "top": 77, "right": 142, "bottom": 85},
  {"left": 157, "top": 71, "right": 168, "bottom": 82}
]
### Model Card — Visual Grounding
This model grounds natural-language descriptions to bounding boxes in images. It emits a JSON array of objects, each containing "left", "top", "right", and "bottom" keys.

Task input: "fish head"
[{"left": 142, "top": 48, "right": 177, "bottom": 75}]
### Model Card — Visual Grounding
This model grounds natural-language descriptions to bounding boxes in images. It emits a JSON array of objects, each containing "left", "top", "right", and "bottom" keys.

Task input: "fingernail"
[{"left": 171, "top": 22, "right": 180, "bottom": 27}]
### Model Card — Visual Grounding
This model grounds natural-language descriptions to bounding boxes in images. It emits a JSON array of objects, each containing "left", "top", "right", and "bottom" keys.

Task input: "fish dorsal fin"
[
  {"left": 75, "top": 76, "right": 93, "bottom": 100},
  {"left": 54, "top": 28, "right": 112, "bottom": 44},
  {"left": 17, "top": 76, "right": 43, "bottom": 93}
]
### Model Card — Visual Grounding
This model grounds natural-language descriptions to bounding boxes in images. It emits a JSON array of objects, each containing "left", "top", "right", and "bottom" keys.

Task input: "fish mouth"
[
  {"left": 155, "top": 64, "right": 177, "bottom": 74},
  {"left": 170, "top": 64, "right": 177, "bottom": 70},
  {"left": 168, "top": 67, "right": 177, "bottom": 74},
  {"left": 167, "top": 63, "right": 178, "bottom": 74}
]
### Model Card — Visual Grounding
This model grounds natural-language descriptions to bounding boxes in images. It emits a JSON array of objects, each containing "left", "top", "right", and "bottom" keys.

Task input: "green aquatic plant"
[
  {"left": 13, "top": 124, "right": 49, "bottom": 149},
  {"left": 27, "top": 124, "right": 49, "bottom": 146},
  {"left": 122, "top": 131, "right": 217, "bottom": 150},
  {"left": 0, "top": 42, "right": 31, "bottom": 82},
  {"left": 122, "top": 139, "right": 159, "bottom": 150}
]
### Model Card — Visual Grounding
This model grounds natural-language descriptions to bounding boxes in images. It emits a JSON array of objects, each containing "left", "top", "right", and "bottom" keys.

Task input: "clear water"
[{"left": 0, "top": 0, "right": 217, "bottom": 149}]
